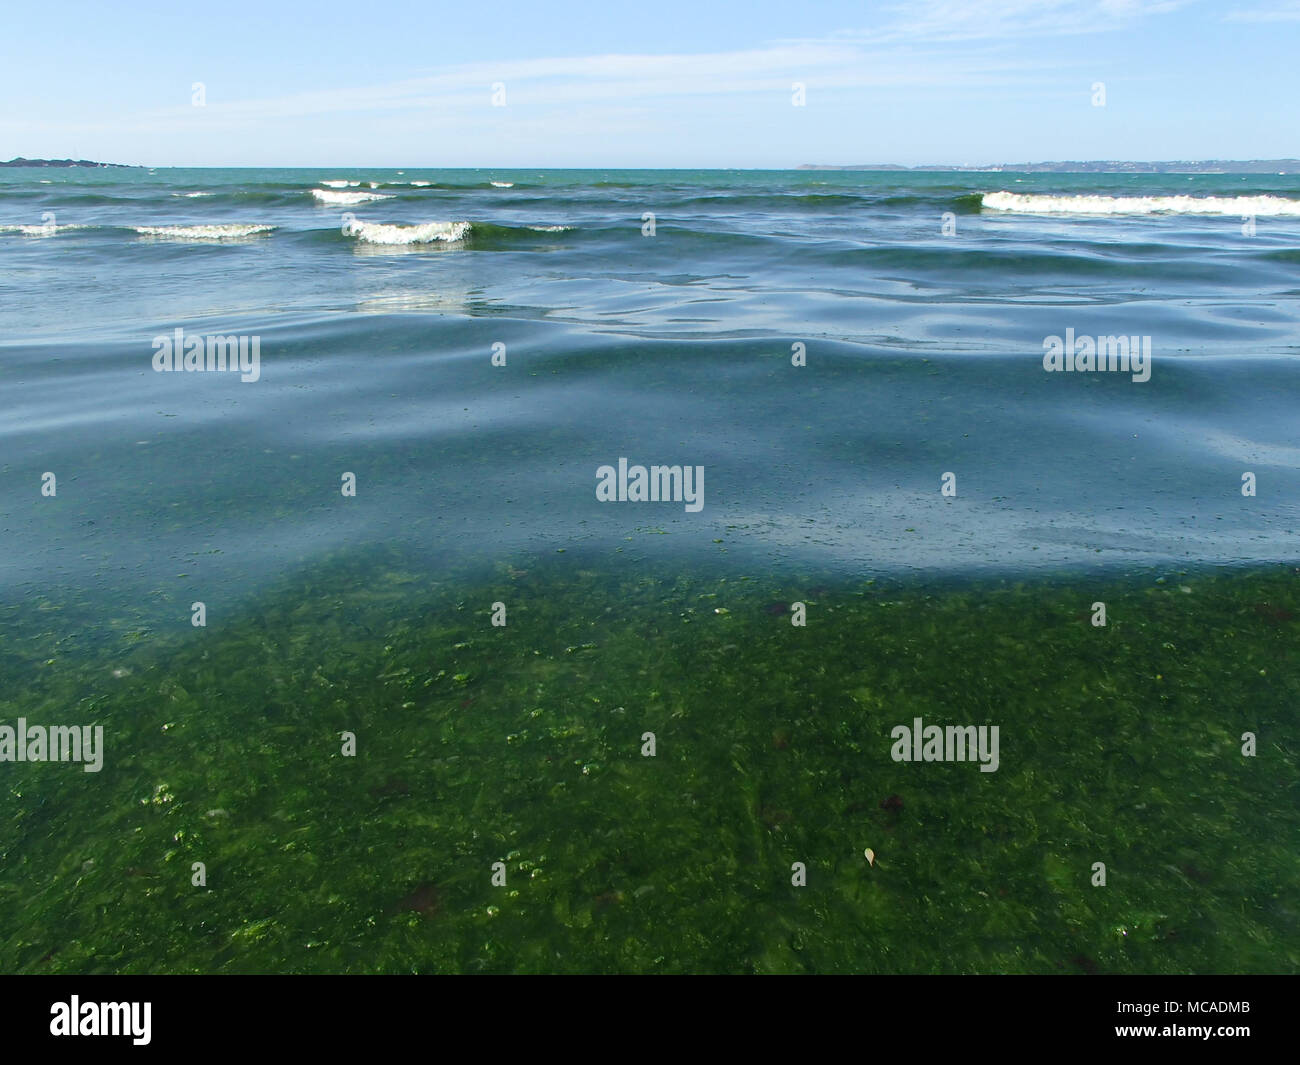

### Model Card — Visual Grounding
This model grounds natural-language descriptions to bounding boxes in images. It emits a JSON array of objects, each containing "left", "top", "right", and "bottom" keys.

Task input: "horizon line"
[{"left": 7, "top": 158, "right": 1300, "bottom": 172}]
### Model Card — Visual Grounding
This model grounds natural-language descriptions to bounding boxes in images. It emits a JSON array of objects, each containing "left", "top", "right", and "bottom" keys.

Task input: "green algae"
[{"left": 1, "top": 552, "right": 1297, "bottom": 973}]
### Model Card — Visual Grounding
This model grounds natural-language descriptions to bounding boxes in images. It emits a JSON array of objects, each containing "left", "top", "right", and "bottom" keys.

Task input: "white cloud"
[
  {"left": 846, "top": 0, "right": 1187, "bottom": 42},
  {"left": 1, "top": 2, "right": 1191, "bottom": 161},
  {"left": 1225, "top": 1, "right": 1300, "bottom": 20},
  {"left": 0, "top": 37, "right": 1069, "bottom": 142}
]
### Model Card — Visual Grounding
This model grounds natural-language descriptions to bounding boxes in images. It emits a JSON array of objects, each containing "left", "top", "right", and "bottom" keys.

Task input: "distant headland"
[
  {"left": 799, "top": 160, "right": 1299, "bottom": 174},
  {"left": 0, "top": 158, "right": 136, "bottom": 168}
]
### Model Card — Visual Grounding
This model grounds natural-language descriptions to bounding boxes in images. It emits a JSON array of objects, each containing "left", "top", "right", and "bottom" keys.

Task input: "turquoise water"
[
  {"left": 1, "top": 169, "right": 1298, "bottom": 972},
  {"left": 3, "top": 169, "right": 1299, "bottom": 611}
]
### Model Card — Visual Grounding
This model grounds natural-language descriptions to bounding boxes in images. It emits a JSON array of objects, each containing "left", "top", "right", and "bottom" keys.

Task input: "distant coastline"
[
  {"left": 799, "top": 160, "right": 1299, "bottom": 174},
  {"left": 0, "top": 158, "right": 135, "bottom": 168},
  {"left": 3, "top": 158, "right": 1296, "bottom": 173}
]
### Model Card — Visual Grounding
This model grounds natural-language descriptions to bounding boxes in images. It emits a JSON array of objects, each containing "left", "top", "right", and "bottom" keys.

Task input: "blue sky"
[{"left": 4, "top": 0, "right": 1298, "bottom": 167}]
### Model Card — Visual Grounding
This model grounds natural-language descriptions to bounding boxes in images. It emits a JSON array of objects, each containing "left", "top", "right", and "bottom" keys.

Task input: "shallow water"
[
  {"left": 2, "top": 168, "right": 1298, "bottom": 609},
  {"left": 1, "top": 168, "right": 1298, "bottom": 972},
  {"left": 2, "top": 552, "right": 1297, "bottom": 973}
]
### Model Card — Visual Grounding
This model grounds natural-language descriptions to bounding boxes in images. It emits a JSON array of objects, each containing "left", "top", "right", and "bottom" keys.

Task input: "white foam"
[
  {"left": 133, "top": 224, "right": 276, "bottom": 240},
  {"left": 0, "top": 222, "right": 62, "bottom": 236},
  {"left": 409, "top": 181, "right": 432, "bottom": 187},
  {"left": 527, "top": 224, "right": 572, "bottom": 232},
  {"left": 490, "top": 181, "right": 514, "bottom": 188},
  {"left": 172, "top": 191, "right": 214, "bottom": 198},
  {"left": 321, "top": 179, "right": 361, "bottom": 188},
  {"left": 312, "top": 188, "right": 391, "bottom": 205},
  {"left": 983, "top": 191, "right": 1300, "bottom": 216},
  {"left": 344, "top": 220, "right": 471, "bottom": 245}
]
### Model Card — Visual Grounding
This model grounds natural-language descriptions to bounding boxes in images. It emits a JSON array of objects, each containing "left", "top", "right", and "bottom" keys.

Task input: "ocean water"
[
  {"left": 1, "top": 168, "right": 1298, "bottom": 973},
  {"left": 3, "top": 168, "right": 1300, "bottom": 603}
]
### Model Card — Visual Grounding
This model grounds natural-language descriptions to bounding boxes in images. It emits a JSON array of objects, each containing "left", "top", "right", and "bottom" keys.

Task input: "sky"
[{"left": 3, "top": 0, "right": 1298, "bottom": 167}]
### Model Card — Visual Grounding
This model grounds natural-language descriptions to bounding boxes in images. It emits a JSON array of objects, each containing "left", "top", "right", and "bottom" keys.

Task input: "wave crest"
[
  {"left": 133, "top": 224, "right": 276, "bottom": 240},
  {"left": 0, "top": 222, "right": 95, "bottom": 237},
  {"left": 312, "top": 188, "right": 392, "bottom": 205},
  {"left": 983, "top": 191, "right": 1300, "bottom": 216},
  {"left": 344, "top": 220, "right": 471, "bottom": 245}
]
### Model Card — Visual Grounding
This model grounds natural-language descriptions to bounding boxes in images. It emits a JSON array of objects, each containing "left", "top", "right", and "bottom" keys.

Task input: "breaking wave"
[
  {"left": 982, "top": 191, "right": 1300, "bottom": 216},
  {"left": 0, "top": 222, "right": 77, "bottom": 237},
  {"left": 344, "top": 220, "right": 472, "bottom": 245},
  {"left": 132, "top": 224, "right": 277, "bottom": 240},
  {"left": 311, "top": 188, "right": 392, "bottom": 205}
]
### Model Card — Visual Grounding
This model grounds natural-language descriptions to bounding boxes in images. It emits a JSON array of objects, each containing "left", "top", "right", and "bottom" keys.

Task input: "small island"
[{"left": 0, "top": 158, "right": 136, "bottom": 168}]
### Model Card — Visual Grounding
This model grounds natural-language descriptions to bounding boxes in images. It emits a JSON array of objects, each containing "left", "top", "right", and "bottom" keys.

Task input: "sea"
[{"left": 1, "top": 168, "right": 1297, "bottom": 974}]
